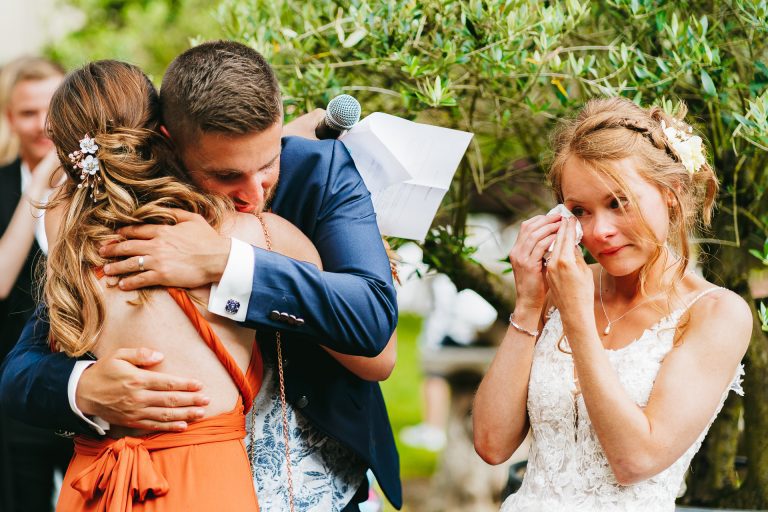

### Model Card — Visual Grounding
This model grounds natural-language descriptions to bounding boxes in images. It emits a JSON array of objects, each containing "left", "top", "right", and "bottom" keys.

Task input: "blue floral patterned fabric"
[{"left": 246, "top": 362, "right": 366, "bottom": 511}]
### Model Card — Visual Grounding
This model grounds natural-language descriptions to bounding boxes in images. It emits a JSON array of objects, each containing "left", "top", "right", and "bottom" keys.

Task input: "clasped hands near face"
[
  {"left": 543, "top": 217, "right": 596, "bottom": 333},
  {"left": 508, "top": 212, "right": 594, "bottom": 334}
]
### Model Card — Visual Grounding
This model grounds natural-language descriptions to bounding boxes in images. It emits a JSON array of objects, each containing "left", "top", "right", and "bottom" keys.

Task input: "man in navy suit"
[{"left": 0, "top": 41, "right": 400, "bottom": 511}]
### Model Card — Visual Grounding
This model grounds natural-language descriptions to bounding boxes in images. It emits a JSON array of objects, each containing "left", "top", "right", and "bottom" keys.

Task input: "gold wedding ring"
[{"left": 138, "top": 255, "right": 145, "bottom": 272}]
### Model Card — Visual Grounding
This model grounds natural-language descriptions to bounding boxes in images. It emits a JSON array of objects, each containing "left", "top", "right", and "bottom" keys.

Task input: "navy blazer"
[{"left": 0, "top": 137, "right": 402, "bottom": 508}]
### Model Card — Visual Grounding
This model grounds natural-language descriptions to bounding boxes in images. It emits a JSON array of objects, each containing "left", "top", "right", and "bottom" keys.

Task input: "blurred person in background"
[
  {"left": 396, "top": 241, "right": 497, "bottom": 452},
  {"left": 0, "top": 55, "right": 70, "bottom": 512}
]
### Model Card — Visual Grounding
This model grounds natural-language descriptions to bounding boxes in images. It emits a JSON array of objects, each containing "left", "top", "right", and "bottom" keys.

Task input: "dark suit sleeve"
[
  {"left": 0, "top": 304, "right": 86, "bottom": 431},
  {"left": 244, "top": 140, "right": 398, "bottom": 357}
]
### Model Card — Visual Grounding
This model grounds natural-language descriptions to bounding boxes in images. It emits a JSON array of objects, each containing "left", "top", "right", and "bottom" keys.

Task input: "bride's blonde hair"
[{"left": 45, "top": 60, "right": 232, "bottom": 357}]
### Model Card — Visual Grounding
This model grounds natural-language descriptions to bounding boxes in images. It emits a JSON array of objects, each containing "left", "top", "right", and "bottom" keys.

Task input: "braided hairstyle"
[
  {"left": 548, "top": 97, "right": 718, "bottom": 295},
  {"left": 44, "top": 60, "right": 233, "bottom": 357}
]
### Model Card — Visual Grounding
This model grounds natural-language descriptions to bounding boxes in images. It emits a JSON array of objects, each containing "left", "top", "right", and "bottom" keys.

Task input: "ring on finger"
[{"left": 138, "top": 255, "right": 146, "bottom": 272}]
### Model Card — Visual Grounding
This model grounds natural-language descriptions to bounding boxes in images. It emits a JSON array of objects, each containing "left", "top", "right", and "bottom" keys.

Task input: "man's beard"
[
  {"left": 232, "top": 176, "right": 279, "bottom": 214},
  {"left": 262, "top": 175, "right": 279, "bottom": 213}
]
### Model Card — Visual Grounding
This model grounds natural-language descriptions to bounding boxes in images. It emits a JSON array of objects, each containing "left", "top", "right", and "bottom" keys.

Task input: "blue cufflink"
[{"left": 225, "top": 299, "right": 241, "bottom": 315}]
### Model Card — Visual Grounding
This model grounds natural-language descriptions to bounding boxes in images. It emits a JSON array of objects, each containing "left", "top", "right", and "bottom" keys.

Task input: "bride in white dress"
[{"left": 473, "top": 97, "right": 751, "bottom": 511}]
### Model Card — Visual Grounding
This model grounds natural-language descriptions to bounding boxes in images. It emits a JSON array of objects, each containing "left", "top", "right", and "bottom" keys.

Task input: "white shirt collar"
[{"left": 20, "top": 160, "right": 31, "bottom": 192}]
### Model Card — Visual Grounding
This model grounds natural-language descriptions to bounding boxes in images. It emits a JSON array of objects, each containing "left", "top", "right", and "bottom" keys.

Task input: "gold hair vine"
[{"left": 69, "top": 135, "right": 102, "bottom": 202}]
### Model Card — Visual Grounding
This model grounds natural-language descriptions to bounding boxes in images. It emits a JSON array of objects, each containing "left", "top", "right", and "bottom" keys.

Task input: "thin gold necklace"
[
  {"left": 598, "top": 267, "right": 665, "bottom": 336},
  {"left": 251, "top": 212, "right": 295, "bottom": 512}
]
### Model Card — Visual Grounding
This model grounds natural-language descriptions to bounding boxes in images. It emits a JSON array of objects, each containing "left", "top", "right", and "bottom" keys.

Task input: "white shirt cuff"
[
  {"left": 68, "top": 361, "right": 110, "bottom": 435},
  {"left": 208, "top": 237, "right": 254, "bottom": 322}
]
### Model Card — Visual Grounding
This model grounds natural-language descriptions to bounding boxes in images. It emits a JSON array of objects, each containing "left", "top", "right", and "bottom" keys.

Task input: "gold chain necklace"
[
  {"left": 249, "top": 213, "right": 296, "bottom": 512},
  {"left": 598, "top": 267, "right": 665, "bottom": 336}
]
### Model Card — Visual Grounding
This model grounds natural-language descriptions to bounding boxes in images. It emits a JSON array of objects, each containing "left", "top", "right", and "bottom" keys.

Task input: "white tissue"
[{"left": 546, "top": 204, "right": 583, "bottom": 253}]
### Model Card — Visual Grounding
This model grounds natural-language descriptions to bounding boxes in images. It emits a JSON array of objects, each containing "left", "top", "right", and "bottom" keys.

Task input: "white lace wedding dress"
[{"left": 501, "top": 288, "right": 744, "bottom": 512}]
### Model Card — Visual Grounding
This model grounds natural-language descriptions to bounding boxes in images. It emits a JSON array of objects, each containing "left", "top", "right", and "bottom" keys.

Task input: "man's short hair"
[
  {"left": 0, "top": 56, "right": 65, "bottom": 163},
  {"left": 160, "top": 40, "right": 282, "bottom": 146}
]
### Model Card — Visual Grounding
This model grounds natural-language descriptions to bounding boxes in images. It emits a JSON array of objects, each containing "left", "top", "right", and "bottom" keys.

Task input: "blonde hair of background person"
[
  {"left": 0, "top": 56, "right": 63, "bottom": 164},
  {"left": 473, "top": 97, "right": 751, "bottom": 506},
  {"left": 0, "top": 56, "right": 64, "bottom": 298}
]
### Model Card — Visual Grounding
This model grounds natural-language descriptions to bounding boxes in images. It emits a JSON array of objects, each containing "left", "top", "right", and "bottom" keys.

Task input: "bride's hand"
[
  {"left": 545, "top": 217, "right": 594, "bottom": 327},
  {"left": 508, "top": 213, "right": 562, "bottom": 312}
]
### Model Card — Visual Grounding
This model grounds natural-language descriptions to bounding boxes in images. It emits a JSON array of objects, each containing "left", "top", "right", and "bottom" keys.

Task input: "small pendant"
[{"left": 603, "top": 323, "right": 611, "bottom": 336}]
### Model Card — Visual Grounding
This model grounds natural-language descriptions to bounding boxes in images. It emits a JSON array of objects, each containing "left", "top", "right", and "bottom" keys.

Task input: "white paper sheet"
[{"left": 341, "top": 112, "right": 473, "bottom": 241}]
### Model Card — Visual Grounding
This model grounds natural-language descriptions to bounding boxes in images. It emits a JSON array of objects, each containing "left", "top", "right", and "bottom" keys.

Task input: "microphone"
[{"left": 315, "top": 94, "right": 361, "bottom": 139}]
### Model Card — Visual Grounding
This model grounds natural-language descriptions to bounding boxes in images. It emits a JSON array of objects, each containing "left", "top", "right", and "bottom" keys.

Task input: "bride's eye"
[
  {"left": 571, "top": 206, "right": 585, "bottom": 217},
  {"left": 610, "top": 197, "right": 629, "bottom": 210}
]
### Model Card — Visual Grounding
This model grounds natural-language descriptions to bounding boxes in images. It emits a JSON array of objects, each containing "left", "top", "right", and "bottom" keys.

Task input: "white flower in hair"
[
  {"left": 69, "top": 134, "right": 103, "bottom": 201},
  {"left": 79, "top": 135, "right": 99, "bottom": 155},
  {"left": 675, "top": 134, "right": 705, "bottom": 174},
  {"left": 660, "top": 119, "right": 706, "bottom": 174},
  {"left": 82, "top": 155, "right": 100, "bottom": 175}
]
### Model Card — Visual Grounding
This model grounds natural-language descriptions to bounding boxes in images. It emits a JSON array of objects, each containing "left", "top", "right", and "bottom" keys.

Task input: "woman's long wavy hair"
[
  {"left": 547, "top": 97, "right": 719, "bottom": 347},
  {"left": 45, "top": 60, "right": 232, "bottom": 357}
]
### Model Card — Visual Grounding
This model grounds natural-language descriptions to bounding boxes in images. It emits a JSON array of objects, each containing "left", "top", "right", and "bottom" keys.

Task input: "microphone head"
[{"left": 324, "top": 94, "right": 361, "bottom": 131}]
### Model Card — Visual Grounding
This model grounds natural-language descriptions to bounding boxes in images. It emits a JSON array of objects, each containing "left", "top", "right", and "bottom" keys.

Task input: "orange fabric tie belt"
[{"left": 70, "top": 410, "right": 246, "bottom": 512}]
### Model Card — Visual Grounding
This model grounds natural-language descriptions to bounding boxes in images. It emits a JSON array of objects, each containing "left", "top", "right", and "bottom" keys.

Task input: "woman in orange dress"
[
  {"left": 57, "top": 275, "right": 264, "bottom": 512},
  {"left": 43, "top": 60, "right": 395, "bottom": 512}
]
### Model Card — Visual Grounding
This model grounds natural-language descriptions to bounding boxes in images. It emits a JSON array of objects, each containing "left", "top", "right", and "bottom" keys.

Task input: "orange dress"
[{"left": 56, "top": 285, "right": 263, "bottom": 512}]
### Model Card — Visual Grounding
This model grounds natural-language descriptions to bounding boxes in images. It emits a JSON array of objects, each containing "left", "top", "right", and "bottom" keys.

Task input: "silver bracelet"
[{"left": 508, "top": 313, "right": 539, "bottom": 338}]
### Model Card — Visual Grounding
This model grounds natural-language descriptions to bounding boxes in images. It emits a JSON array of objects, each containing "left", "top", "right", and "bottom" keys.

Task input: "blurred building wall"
[{"left": 0, "top": 0, "right": 82, "bottom": 64}]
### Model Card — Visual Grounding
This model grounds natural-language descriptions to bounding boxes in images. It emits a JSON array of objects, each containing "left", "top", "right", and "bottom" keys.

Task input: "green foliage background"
[
  {"left": 47, "top": 0, "right": 768, "bottom": 508},
  {"left": 47, "top": 0, "right": 225, "bottom": 81}
]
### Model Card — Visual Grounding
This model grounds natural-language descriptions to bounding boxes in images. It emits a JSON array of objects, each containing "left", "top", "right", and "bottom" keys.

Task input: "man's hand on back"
[
  {"left": 100, "top": 209, "right": 231, "bottom": 291},
  {"left": 77, "top": 348, "right": 210, "bottom": 431}
]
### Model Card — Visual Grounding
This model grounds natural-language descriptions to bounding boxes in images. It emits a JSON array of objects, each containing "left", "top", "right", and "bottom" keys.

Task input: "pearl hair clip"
[{"left": 68, "top": 135, "right": 102, "bottom": 202}]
